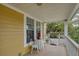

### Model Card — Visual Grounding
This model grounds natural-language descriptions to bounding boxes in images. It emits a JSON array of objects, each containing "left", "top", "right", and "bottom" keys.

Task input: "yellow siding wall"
[{"left": 0, "top": 4, "right": 24, "bottom": 56}]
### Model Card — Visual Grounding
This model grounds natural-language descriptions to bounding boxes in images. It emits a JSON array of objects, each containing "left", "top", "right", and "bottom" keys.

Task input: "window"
[{"left": 26, "top": 17, "right": 34, "bottom": 43}]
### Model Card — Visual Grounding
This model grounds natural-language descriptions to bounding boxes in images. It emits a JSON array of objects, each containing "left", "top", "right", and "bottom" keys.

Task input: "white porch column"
[
  {"left": 34, "top": 20, "right": 37, "bottom": 40},
  {"left": 42, "top": 23, "right": 44, "bottom": 40},
  {"left": 64, "top": 21, "right": 68, "bottom": 36},
  {"left": 44, "top": 23, "right": 47, "bottom": 40},
  {"left": 40, "top": 23, "right": 43, "bottom": 40}
]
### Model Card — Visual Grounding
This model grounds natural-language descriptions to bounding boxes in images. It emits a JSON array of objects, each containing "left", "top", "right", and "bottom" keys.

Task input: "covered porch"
[{"left": 0, "top": 3, "right": 79, "bottom": 56}]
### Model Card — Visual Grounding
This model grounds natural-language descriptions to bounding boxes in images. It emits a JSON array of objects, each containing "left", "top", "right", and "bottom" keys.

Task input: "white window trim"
[{"left": 24, "top": 14, "right": 28, "bottom": 47}]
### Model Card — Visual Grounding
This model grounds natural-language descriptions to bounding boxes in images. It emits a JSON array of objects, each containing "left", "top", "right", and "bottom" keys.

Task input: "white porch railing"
[
  {"left": 47, "top": 35, "right": 79, "bottom": 56},
  {"left": 63, "top": 36, "right": 79, "bottom": 56}
]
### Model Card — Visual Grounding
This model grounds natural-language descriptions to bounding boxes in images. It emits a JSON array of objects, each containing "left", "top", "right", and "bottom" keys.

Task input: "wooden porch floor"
[{"left": 27, "top": 44, "right": 67, "bottom": 56}]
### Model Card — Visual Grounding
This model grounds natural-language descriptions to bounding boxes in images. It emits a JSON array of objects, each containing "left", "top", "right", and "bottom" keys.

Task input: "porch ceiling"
[{"left": 7, "top": 3, "right": 76, "bottom": 23}]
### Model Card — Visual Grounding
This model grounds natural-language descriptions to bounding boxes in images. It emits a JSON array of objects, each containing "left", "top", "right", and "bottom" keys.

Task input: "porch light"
[{"left": 36, "top": 3, "right": 42, "bottom": 6}]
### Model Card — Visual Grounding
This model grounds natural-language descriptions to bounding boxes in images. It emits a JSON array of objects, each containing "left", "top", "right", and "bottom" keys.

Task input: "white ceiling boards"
[{"left": 8, "top": 3, "right": 76, "bottom": 23}]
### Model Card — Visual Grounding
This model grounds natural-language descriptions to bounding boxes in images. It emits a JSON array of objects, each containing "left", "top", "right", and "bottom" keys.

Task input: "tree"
[
  {"left": 47, "top": 22, "right": 64, "bottom": 38},
  {"left": 68, "top": 22, "right": 79, "bottom": 44},
  {"left": 47, "top": 22, "right": 64, "bottom": 33}
]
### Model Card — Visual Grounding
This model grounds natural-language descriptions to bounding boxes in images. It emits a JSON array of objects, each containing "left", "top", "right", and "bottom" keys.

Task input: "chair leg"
[{"left": 31, "top": 48, "right": 33, "bottom": 54}]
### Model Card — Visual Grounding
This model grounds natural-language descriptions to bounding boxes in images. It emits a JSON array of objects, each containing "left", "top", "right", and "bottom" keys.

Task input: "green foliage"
[
  {"left": 47, "top": 22, "right": 64, "bottom": 33},
  {"left": 68, "top": 22, "right": 79, "bottom": 44},
  {"left": 47, "top": 22, "right": 64, "bottom": 38}
]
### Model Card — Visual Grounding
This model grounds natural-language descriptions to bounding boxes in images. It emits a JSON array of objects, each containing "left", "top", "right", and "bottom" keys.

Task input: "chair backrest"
[
  {"left": 37, "top": 40, "right": 45, "bottom": 49},
  {"left": 32, "top": 40, "right": 45, "bottom": 49}
]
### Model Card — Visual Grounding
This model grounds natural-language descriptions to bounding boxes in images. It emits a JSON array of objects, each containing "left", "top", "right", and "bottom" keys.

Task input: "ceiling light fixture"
[{"left": 36, "top": 3, "right": 42, "bottom": 6}]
